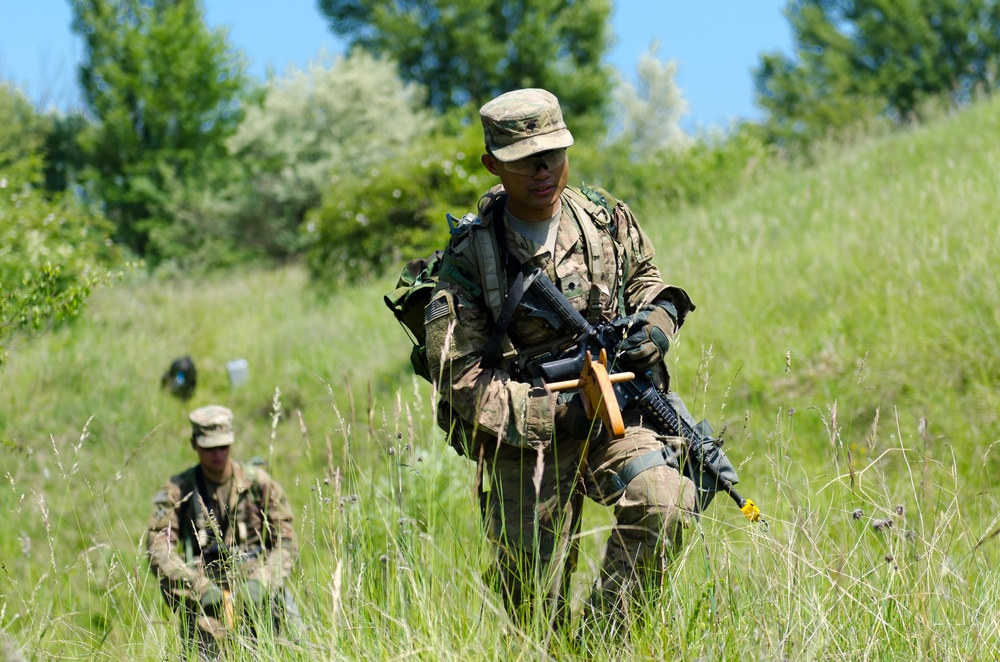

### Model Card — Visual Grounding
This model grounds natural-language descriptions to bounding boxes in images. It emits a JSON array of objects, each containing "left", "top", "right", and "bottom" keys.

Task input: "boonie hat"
[
  {"left": 480, "top": 88, "right": 574, "bottom": 162},
  {"left": 190, "top": 405, "right": 235, "bottom": 448}
]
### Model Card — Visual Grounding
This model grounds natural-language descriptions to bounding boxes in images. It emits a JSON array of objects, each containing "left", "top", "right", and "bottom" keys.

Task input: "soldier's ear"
[{"left": 482, "top": 153, "right": 501, "bottom": 176}]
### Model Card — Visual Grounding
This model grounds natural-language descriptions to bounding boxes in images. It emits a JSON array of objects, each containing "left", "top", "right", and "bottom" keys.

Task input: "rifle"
[{"left": 518, "top": 268, "right": 762, "bottom": 523}]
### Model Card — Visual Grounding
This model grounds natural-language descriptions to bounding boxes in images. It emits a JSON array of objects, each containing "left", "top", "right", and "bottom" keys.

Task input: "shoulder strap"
[
  {"left": 173, "top": 467, "right": 199, "bottom": 560},
  {"left": 467, "top": 191, "right": 508, "bottom": 322},
  {"left": 472, "top": 225, "right": 506, "bottom": 320},
  {"left": 480, "top": 195, "right": 528, "bottom": 369},
  {"left": 563, "top": 186, "right": 616, "bottom": 322},
  {"left": 194, "top": 465, "right": 230, "bottom": 541}
]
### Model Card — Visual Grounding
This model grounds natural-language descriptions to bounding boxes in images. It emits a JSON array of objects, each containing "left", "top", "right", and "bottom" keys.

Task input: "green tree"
[
  {"left": 316, "top": 0, "right": 613, "bottom": 134},
  {"left": 756, "top": 0, "right": 1000, "bottom": 144},
  {"left": 70, "top": 0, "right": 247, "bottom": 261},
  {"left": 41, "top": 111, "right": 89, "bottom": 194},
  {"left": 306, "top": 119, "right": 485, "bottom": 284},
  {"left": 0, "top": 83, "right": 120, "bottom": 367}
]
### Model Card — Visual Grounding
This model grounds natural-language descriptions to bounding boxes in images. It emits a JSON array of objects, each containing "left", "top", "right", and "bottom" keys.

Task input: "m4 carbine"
[{"left": 518, "top": 268, "right": 761, "bottom": 522}]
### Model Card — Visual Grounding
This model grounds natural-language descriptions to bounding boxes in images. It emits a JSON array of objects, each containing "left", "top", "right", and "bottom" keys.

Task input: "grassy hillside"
[
  {"left": 2, "top": 97, "right": 1000, "bottom": 660},
  {"left": 644, "top": 100, "right": 1000, "bottom": 482}
]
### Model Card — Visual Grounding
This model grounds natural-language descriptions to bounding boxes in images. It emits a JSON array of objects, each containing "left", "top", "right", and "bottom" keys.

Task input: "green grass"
[{"left": 2, "top": 97, "right": 1000, "bottom": 660}]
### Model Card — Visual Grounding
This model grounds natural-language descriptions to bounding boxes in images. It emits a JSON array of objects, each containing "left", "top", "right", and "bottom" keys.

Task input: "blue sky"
[{"left": 0, "top": 1, "right": 793, "bottom": 130}]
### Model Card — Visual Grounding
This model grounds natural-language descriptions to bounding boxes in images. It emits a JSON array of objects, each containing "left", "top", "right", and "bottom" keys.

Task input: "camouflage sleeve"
[
  {"left": 253, "top": 470, "right": 297, "bottom": 589},
  {"left": 146, "top": 479, "right": 211, "bottom": 599},
  {"left": 425, "top": 251, "right": 556, "bottom": 449},
  {"left": 616, "top": 201, "right": 695, "bottom": 326}
]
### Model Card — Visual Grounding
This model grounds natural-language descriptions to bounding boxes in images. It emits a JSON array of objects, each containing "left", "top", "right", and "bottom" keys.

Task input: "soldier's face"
[
  {"left": 482, "top": 149, "right": 569, "bottom": 222},
  {"left": 194, "top": 444, "right": 231, "bottom": 480}
]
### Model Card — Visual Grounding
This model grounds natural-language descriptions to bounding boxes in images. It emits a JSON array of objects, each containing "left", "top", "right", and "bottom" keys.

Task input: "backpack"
[
  {"left": 383, "top": 185, "right": 619, "bottom": 382},
  {"left": 383, "top": 249, "right": 447, "bottom": 381},
  {"left": 161, "top": 355, "right": 197, "bottom": 400}
]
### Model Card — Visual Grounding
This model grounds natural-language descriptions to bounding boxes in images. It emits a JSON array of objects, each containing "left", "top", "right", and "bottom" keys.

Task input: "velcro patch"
[
  {"left": 425, "top": 296, "right": 451, "bottom": 324},
  {"left": 440, "top": 260, "right": 483, "bottom": 298}
]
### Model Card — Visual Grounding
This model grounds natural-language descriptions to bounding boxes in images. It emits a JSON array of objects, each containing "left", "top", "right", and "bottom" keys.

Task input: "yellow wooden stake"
[{"left": 545, "top": 349, "right": 634, "bottom": 439}]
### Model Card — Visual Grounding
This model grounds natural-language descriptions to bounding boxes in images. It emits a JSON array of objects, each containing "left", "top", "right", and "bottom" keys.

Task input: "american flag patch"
[{"left": 425, "top": 296, "right": 450, "bottom": 323}]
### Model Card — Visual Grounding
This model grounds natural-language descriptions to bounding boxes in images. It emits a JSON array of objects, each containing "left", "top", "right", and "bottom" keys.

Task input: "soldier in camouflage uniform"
[
  {"left": 146, "top": 405, "right": 298, "bottom": 660},
  {"left": 425, "top": 88, "right": 698, "bottom": 629}
]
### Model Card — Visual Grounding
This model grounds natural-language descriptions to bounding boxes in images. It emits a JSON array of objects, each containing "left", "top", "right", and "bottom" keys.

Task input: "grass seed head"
[{"left": 871, "top": 517, "right": 893, "bottom": 532}]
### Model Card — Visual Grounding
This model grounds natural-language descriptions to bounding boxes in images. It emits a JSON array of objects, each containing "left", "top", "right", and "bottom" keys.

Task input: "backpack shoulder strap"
[
  {"left": 450, "top": 186, "right": 508, "bottom": 323},
  {"left": 171, "top": 466, "right": 201, "bottom": 560},
  {"left": 173, "top": 466, "right": 198, "bottom": 494},
  {"left": 563, "top": 185, "right": 618, "bottom": 321},
  {"left": 580, "top": 185, "right": 619, "bottom": 217},
  {"left": 470, "top": 224, "right": 506, "bottom": 321},
  {"left": 566, "top": 185, "right": 617, "bottom": 226}
]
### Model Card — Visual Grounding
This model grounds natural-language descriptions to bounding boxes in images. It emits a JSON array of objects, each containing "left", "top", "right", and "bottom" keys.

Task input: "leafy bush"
[
  {"left": 306, "top": 119, "right": 486, "bottom": 284},
  {"left": 71, "top": 0, "right": 247, "bottom": 262},
  {"left": 612, "top": 42, "right": 692, "bottom": 158},
  {"left": 754, "top": 0, "right": 1000, "bottom": 150},
  {"left": 0, "top": 83, "right": 122, "bottom": 366}
]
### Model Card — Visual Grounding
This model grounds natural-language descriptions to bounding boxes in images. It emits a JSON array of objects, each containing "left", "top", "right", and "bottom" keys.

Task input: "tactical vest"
[
  {"left": 456, "top": 184, "right": 621, "bottom": 321},
  {"left": 172, "top": 461, "right": 265, "bottom": 564},
  {"left": 385, "top": 184, "right": 627, "bottom": 381}
]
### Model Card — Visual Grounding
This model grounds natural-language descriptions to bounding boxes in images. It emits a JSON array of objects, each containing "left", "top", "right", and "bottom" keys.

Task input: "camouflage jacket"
[
  {"left": 425, "top": 186, "right": 691, "bottom": 450},
  {"left": 146, "top": 460, "right": 297, "bottom": 601}
]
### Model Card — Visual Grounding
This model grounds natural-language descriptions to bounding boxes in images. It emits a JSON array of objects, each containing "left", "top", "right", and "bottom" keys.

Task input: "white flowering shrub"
[
  {"left": 226, "top": 50, "right": 428, "bottom": 260},
  {"left": 612, "top": 42, "right": 693, "bottom": 158}
]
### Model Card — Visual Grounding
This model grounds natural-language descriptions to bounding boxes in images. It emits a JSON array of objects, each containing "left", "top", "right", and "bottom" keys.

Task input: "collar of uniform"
[
  {"left": 502, "top": 218, "right": 542, "bottom": 265},
  {"left": 504, "top": 201, "right": 576, "bottom": 266},
  {"left": 503, "top": 207, "right": 558, "bottom": 259},
  {"left": 231, "top": 460, "right": 254, "bottom": 495}
]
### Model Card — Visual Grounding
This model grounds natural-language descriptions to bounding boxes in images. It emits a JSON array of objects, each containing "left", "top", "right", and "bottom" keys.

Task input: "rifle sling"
[
  {"left": 481, "top": 201, "right": 525, "bottom": 370},
  {"left": 194, "top": 466, "right": 231, "bottom": 546}
]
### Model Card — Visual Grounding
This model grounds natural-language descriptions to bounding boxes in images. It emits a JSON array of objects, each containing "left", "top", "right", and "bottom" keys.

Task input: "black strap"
[
  {"left": 611, "top": 446, "right": 681, "bottom": 493},
  {"left": 480, "top": 197, "right": 526, "bottom": 370},
  {"left": 194, "top": 466, "right": 229, "bottom": 541}
]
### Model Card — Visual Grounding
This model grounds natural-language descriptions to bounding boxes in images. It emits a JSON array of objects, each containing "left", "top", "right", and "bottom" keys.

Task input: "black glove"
[
  {"left": 198, "top": 582, "right": 225, "bottom": 615},
  {"left": 553, "top": 392, "right": 602, "bottom": 440},
  {"left": 610, "top": 302, "right": 677, "bottom": 370},
  {"left": 242, "top": 579, "right": 265, "bottom": 605}
]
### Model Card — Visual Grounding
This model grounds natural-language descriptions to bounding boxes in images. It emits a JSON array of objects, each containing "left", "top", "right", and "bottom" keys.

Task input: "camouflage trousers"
[
  {"left": 173, "top": 587, "right": 300, "bottom": 661},
  {"left": 477, "top": 409, "right": 696, "bottom": 629}
]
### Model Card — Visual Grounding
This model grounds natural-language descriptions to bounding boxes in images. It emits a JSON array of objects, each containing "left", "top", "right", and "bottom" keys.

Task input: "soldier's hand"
[
  {"left": 611, "top": 302, "right": 676, "bottom": 370},
  {"left": 242, "top": 579, "right": 265, "bottom": 605},
  {"left": 198, "top": 582, "right": 225, "bottom": 613}
]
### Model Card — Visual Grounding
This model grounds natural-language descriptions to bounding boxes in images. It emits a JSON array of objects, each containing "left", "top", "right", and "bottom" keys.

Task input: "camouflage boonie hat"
[
  {"left": 480, "top": 88, "right": 574, "bottom": 162},
  {"left": 189, "top": 405, "right": 235, "bottom": 448}
]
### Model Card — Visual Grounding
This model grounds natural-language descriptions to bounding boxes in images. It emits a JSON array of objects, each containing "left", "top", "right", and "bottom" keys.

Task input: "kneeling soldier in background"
[{"left": 146, "top": 405, "right": 298, "bottom": 661}]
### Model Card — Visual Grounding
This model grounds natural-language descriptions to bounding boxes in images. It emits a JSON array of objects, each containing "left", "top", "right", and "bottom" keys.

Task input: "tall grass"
[{"left": 2, "top": 97, "right": 1000, "bottom": 660}]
